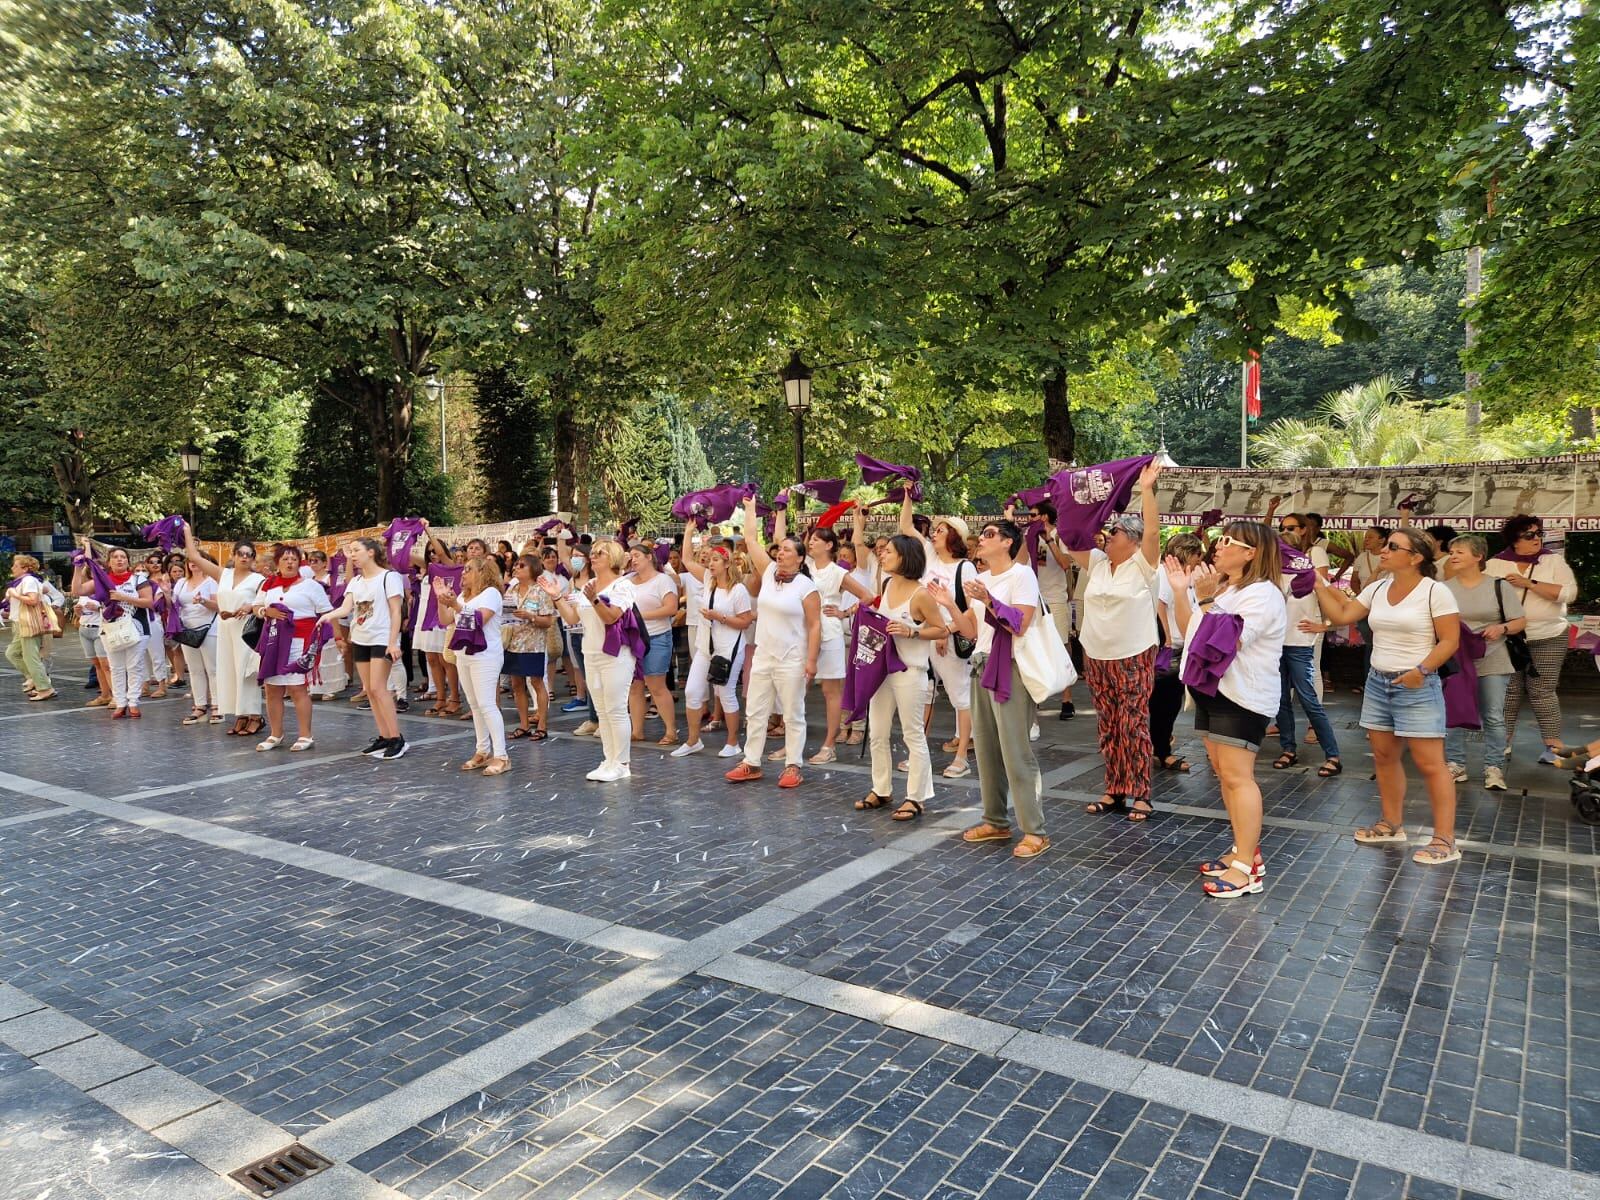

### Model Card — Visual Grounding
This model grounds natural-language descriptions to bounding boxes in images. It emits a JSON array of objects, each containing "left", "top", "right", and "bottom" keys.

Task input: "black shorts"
[
  {"left": 1188, "top": 687, "right": 1271, "bottom": 751},
  {"left": 351, "top": 642, "right": 388, "bottom": 663}
]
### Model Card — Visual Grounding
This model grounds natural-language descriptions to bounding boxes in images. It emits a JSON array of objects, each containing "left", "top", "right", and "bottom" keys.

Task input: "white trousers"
[
  {"left": 742, "top": 654, "right": 808, "bottom": 767},
  {"left": 179, "top": 631, "right": 219, "bottom": 709},
  {"left": 930, "top": 644, "right": 971, "bottom": 711},
  {"left": 216, "top": 618, "right": 262, "bottom": 717},
  {"left": 685, "top": 646, "right": 744, "bottom": 714},
  {"left": 108, "top": 641, "right": 146, "bottom": 709},
  {"left": 585, "top": 652, "right": 634, "bottom": 770},
  {"left": 460, "top": 647, "right": 507, "bottom": 759},
  {"left": 144, "top": 625, "right": 169, "bottom": 682},
  {"left": 870, "top": 669, "right": 934, "bottom": 802}
]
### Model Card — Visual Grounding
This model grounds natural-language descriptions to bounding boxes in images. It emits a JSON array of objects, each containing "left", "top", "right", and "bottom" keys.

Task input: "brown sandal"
[{"left": 855, "top": 792, "right": 888, "bottom": 810}]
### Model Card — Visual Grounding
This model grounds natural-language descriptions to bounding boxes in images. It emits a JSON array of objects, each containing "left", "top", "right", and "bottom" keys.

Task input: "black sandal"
[
  {"left": 1128, "top": 798, "right": 1154, "bottom": 822},
  {"left": 1085, "top": 794, "right": 1126, "bottom": 815},
  {"left": 855, "top": 792, "right": 889, "bottom": 810},
  {"left": 509, "top": 726, "right": 532, "bottom": 740},
  {"left": 1317, "top": 758, "right": 1343, "bottom": 778},
  {"left": 892, "top": 799, "right": 924, "bottom": 822},
  {"left": 530, "top": 729, "right": 549, "bottom": 741},
  {"left": 1272, "top": 752, "right": 1298, "bottom": 770},
  {"left": 1158, "top": 756, "right": 1191, "bottom": 773}
]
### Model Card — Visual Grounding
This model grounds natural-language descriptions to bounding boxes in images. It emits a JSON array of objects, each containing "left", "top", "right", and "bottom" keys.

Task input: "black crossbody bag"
[
  {"left": 706, "top": 585, "right": 742, "bottom": 685},
  {"left": 951, "top": 560, "right": 975, "bottom": 659},
  {"left": 1493, "top": 577, "right": 1538, "bottom": 677}
]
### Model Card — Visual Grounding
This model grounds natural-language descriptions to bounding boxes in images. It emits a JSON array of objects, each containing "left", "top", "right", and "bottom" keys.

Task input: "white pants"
[
  {"left": 585, "top": 652, "right": 634, "bottom": 770},
  {"left": 179, "top": 631, "right": 219, "bottom": 709},
  {"left": 108, "top": 641, "right": 146, "bottom": 709},
  {"left": 685, "top": 646, "right": 744, "bottom": 714},
  {"left": 930, "top": 644, "right": 971, "bottom": 712},
  {"left": 871, "top": 669, "right": 934, "bottom": 802},
  {"left": 742, "top": 654, "right": 808, "bottom": 767},
  {"left": 144, "top": 625, "right": 169, "bottom": 682},
  {"left": 216, "top": 618, "right": 262, "bottom": 717},
  {"left": 460, "top": 647, "right": 507, "bottom": 759},
  {"left": 387, "top": 656, "right": 407, "bottom": 700}
]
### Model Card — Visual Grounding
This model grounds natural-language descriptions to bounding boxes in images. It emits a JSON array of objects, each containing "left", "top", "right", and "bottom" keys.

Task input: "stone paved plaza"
[{"left": 2, "top": 645, "right": 1598, "bottom": 1200}]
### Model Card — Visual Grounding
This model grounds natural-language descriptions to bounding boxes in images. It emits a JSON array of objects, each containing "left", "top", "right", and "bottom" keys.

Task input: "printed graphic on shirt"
[{"left": 354, "top": 598, "right": 375, "bottom": 628}]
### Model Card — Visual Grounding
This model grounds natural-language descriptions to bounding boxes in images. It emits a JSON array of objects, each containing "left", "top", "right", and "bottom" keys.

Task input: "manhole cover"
[{"left": 228, "top": 1144, "right": 333, "bottom": 1196}]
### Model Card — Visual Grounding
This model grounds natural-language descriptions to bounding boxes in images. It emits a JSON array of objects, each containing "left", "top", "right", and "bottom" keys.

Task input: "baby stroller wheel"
[{"left": 1571, "top": 771, "right": 1600, "bottom": 825}]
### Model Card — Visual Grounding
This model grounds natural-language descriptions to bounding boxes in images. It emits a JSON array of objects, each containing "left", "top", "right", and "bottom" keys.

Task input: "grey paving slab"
[
  {"left": 0, "top": 815, "right": 630, "bottom": 1132},
  {"left": 35, "top": 1032, "right": 158, "bottom": 1089},
  {"left": 0, "top": 1044, "right": 233, "bottom": 1200},
  {"left": 347, "top": 977, "right": 1492, "bottom": 1200}
]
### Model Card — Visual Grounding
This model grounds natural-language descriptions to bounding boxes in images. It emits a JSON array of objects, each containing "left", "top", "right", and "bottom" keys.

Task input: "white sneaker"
[
  {"left": 574, "top": 720, "right": 599, "bottom": 736},
  {"left": 671, "top": 741, "right": 704, "bottom": 758},
  {"left": 1029, "top": 724, "right": 1040, "bottom": 742},
  {"left": 586, "top": 764, "right": 613, "bottom": 781},
  {"left": 1447, "top": 761, "right": 1467, "bottom": 783},
  {"left": 605, "top": 764, "right": 632, "bottom": 782},
  {"left": 718, "top": 743, "right": 743, "bottom": 758},
  {"left": 1484, "top": 765, "right": 1507, "bottom": 791}
]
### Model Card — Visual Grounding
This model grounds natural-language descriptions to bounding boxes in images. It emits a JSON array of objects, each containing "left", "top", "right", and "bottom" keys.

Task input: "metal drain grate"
[{"left": 228, "top": 1144, "right": 333, "bottom": 1196}]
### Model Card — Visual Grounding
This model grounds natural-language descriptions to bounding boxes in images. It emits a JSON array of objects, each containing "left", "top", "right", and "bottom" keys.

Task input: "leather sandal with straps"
[
  {"left": 891, "top": 799, "right": 923, "bottom": 822},
  {"left": 1412, "top": 835, "right": 1461, "bottom": 865},
  {"left": 1202, "top": 859, "right": 1263, "bottom": 898},
  {"left": 1354, "top": 819, "right": 1407, "bottom": 844},
  {"left": 1012, "top": 834, "right": 1050, "bottom": 860},
  {"left": 1084, "top": 794, "right": 1125, "bottom": 816},
  {"left": 855, "top": 791, "right": 889, "bottom": 810},
  {"left": 1199, "top": 847, "right": 1265, "bottom": 879}
]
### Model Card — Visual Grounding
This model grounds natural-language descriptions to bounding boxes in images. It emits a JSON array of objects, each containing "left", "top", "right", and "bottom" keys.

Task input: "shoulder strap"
[
  {"left": 1493, "top": 576, "right": 1507, "bottom": 623},
  {"left": 954, "top": 560, "right": 969, "bottom": 612}
]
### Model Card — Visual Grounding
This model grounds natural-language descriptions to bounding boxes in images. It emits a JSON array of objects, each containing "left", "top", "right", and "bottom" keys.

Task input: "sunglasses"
[
  {"left": 1214, "top": 535, "right": 1250, "bottom": 550},
  {"left": 1279, "top": 523, "right": 1302, "bottom": 532},
  {"left": 979, "top": 527, "right": 1001, "bottom": 539},
  {"left": 1517, "top": 530, "right": 1544, "bottom": 540}
]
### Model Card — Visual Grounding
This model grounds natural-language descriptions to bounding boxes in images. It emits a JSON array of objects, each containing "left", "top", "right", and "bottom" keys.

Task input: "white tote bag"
[
  {"left": 99, "top": 614, "right": 141, "bottom": 653},
  {"left": 1013, "top": 598, "right": 1077, "bottom": 704}
]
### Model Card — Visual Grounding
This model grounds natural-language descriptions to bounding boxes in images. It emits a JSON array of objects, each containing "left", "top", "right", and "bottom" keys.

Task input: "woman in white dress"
[
  {"left": 543, "top": 539, "right": 637, "bottom": 782},
  {"left": 181, "top": 524, "right": 264, "bottom": 736},
  {"left": 251, "top": 544, "right": 331, "bottom": 752}
]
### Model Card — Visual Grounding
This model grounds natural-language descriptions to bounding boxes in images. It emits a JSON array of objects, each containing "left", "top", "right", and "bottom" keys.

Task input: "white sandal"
[
  {"left": 255, "top": 735, "right": 283, "bottom": 752},
  {"left": 289, "top": 737, "right": 315, "bottom": 752}
]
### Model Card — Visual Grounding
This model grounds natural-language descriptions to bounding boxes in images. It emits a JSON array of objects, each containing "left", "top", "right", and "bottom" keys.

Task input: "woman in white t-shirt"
[
  {"left": 1488, "top": 515, "right": 1580, "bottom": 764},
  {"left": 673, "top": 543, "right": 754, "bottom": 758},
  {"left": 1070, "top": 461, "right": 1164, "bottom": 821},
  {"left": 318, "top": 537, "right": 407, "bottom": 760},
  {"left": 789, "top": 518, "right": 872, "bottom": 765},
  {"left": 434, "top": 556, "right": 509, "bottom": 776},
  {"left": 626, "top": 545, "right": 680, "bottom": 748},
  {"left": 1166, "top": 523, "right": 1288, "bottom": 898},
  {"left": 544, "top": 539, "right": 637, "bottom": 782},
  {"left": 727, "top": 496, "right": 821, "bottom": 789},
  {"left": 1312, "top": 527, "right": 1461, "bottom": 865},
  {"left": 933, "top": 519, "right": 1048, "bottom": 859},
  {"left": 181, "top": 524, "right": 263, "bottom": 735},
  {"left": 251, "top": 544, "right": 331, "bottom": 752},
  {"left": 173, "top": 553, "right": 221, "bottom": 724},
  {"left": 76, "top": 544, "right": 157, "bottom": 719}
]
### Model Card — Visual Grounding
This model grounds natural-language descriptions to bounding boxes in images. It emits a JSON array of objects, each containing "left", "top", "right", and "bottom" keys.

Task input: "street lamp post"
[
  {"left": 425, "top": 377, "right": 447, "bottom": 473},
  {"left": 179, "top": 440, "right": 203, "bottom": 531},
  {"left": 780, "top": 350, "right": 813, "bottom": 486}
]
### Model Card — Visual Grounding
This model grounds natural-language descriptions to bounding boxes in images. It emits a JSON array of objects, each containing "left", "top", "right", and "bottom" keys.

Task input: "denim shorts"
[
  {"left": 641, "top": 630, "right": 673, "bottom": 677},
  {"left": 1360, "top": 667, "right": 1446, "bottom": 739}
]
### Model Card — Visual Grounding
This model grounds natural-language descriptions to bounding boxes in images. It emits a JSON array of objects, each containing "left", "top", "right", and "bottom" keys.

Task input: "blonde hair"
[
  {"left": 1220, "top": 521, "right": 1283, "bottom": 591},
  {"left": 587, "top": 538, "right": 626, "bottom": 573},
  {"left": 13, "top": 554, "right": 40, "bottom": 574},
  {"left": 461, "top": 556, "right": 502, "bottom": 597}
]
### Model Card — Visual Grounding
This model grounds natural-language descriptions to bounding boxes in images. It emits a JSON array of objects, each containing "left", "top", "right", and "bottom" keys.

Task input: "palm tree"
[{"left": 1252, "top": 376, "right": 1476, "bottom": 468}]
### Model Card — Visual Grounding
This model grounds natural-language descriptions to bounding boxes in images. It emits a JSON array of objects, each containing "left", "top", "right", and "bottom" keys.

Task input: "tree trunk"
[
  {"left": 1571, "top": 406, "right": 1596, "bottom": 441},
  {"left": 553, "top": 400, "right": 578, "bottom": 513},
  {"left": 52, "top": 436, "right": 93, "bottom": 535},
  {"left": 1043, "top": 367, "right": 1075, "bottom": 464}
]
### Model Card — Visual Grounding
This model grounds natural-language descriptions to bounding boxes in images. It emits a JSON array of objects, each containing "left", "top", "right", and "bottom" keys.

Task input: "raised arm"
[
  {"left": 742, "top": 497, "right": 772, "bottom": 583},
  {"left": 181, "top": 523, "right": 223, "bottom": 582},
  {"left": 1312, "top": 577, "right": 1369, "bottom": 627},
  {"left": 1138, "top": 461, "right": 1163, "bottom": 566},
  {"left": 898, "top": 491, "right": 916, "bottom": 537}
]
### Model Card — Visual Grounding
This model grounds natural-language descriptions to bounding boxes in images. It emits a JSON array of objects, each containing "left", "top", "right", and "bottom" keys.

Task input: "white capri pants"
[
  {"left": 179, "top": 628, "right": 219, "bottom": 709},
  {"left": 216, "top": 617, "right": 262, "bottom": 718},
  {"left": 685, "top": 646, "right": 745, "bottom": 714},
  {"left": 870, "top": 669, "right": 934, "bottom": 803},
  {"left": 930, "top": 644, "right": 971, "bottom": 712},
  {"left": 108, "top": 640, "right": 146, "bottom": 710},
  {"left": 585, "top": 651, "right": 635, "bottom": 771},
  {"left": 741, "top": 652, "right": 808, "bottom": 768},
  {"left": 459, "top": 646, "right": 507, "bottom": 760}
]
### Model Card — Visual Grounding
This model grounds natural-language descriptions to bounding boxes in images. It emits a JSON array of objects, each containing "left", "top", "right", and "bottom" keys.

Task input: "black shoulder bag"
[
  {"left": 1493, "top": 576, "right": 1538, "bottom": 677},
  {"left": 951, "top": 560, "right": 975, "bottom": 659},
  {"left": 706, "top": 586, "right": 742, "bottom": 685}
]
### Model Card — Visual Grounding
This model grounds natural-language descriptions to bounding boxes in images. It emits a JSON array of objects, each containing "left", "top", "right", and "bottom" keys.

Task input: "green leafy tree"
[
  {"left": 1251, "top": 377, "right": 1476, "bottom": 468},
  {"left": 473, "top": 368, "right": 553, "bottom": 522}
]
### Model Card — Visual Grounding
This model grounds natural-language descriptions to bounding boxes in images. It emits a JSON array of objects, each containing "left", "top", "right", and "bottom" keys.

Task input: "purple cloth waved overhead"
[
  {"left": 672, "top": 483, "right": 757, "bottom": 529},
  {"left": 618, "top": 517, "right": 640, "bottom": 547},
  {"left": 856, "top": 454, "right": 924, "bottom": 503},
  {"left": 978, "top": 597, "right": 1029, "bottom": 703},
  {"left": 1009, "top": 483, "right": 1053, "bottom": 510},
  {"left": 71, "top": 550, "right": 122, "bottom": 619},
  {"left": 448, "top": 608, "right": 489, "bottom": 655},
  {"left": 1180, "top": 609, "right": 1244, "bottom": 697},
  {"left": 840, "top": 604, "right": 906, "bottom": 722},
  {"left": 382, "top": 517, "right": 427, "bottom": 570},
  {"left": 1279, "top": 541, "right": 1318, "bottom": 598},
  {"left": 1444, "top": 626, "right": 1487, "bottom": 730},
  {"left": 533, "top": 515, "right": 566, "bottom": 536},
  {"left": 600, "top": 597, "right": 649, "bottom": 680},
  {"left": 140, "top": 515, "right": 187, "bottom": 555},
  {"left": 1197, "top": 508, "right": 1224, "bottom": 531},
  {"left": 653, "top": 539, "right": 674, "bottom": 568},
  {"left": 1046, "top": 455, "right": 1153, "bottom": 551},
  {"left": 776, "top": 479, "right": 846, "bottom": 510},
  {"left": 420, "top": 563, "right": 466, "bottom": 632}
]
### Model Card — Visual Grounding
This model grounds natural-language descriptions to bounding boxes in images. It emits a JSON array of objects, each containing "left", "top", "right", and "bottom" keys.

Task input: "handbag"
[
  {"left": 705, "top": 586, "right": 741, "bottom": 685},
  {"left": 240, "top": 615, "right": 264, "bottom": 651},
  {"left": 1013, "top": 596, "right": 1078, "bottom": 704},
  {"left": 950, "top": 561, "right": 975, "bottom": 660},
  {"left": 172, "top": 618, "right": 216, "bottom": 649},
  {"left": 1494, "top": 577, "right": 1537, "bottom": 677},
  {"left": 99, "top": 614, "right": 141, "bottom": 652}
]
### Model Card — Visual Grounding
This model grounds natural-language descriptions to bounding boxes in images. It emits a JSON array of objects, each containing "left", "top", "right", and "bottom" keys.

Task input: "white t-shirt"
[
  {"left": 1181, "top": 580, "right": 1288, "bottom": 717},
  {"left": 1154, "top": 572, "right": 1190, "bottom": 648},
  {"left": 810, "top": 561, "right": 849, "bottom": 645},
  {"left": 466, "top": 586, "right": 504, "bottom": 651},
  {"left": 631, "top": 570, "right": 678, "bottom": 637},
  {"left": 697, "top": 581, "right": 752, "bottom": 658},
  {"left": 974, "top": 562, "right": 1042, "bottom": 657},
  {"left": 753, "top": 563, "right": 818, "bottom": 664},
  {"left": 1079, "top": 548, "right": 1158, "bottom": 660},
  {"left": 1350, "top": 550, "right": 1387, "bottom": 590},
  {"left": 1358, "top": 577, "right": 1458, "bottom": 673},
  {"left": 1036, "top": 537, "right": 1072, "bottom": 603},
  {"left": 111, "top": 574, "right": 151, "bottom": 629},
  {"left": 1282, "top": 543, "right": 1330, "bottom": 649},
  {"left": 682, "top": 570, "right": 702, "bottom": 631},
  {"left": 175, "top": 577, "right": 218, "bottom": 630},
  {"left": 346, "top": 570, "right": 406, "bottom": 646},
  {"left": 261, "top": 576, "right": 333, "bottom": 623},
  {"left": 571, "top": 577, "right": 637, "bottom": 655}
]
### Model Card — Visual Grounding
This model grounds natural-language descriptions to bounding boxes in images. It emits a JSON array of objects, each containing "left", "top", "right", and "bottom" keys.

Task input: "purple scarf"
[
  {"left": 978, "top": 597, "right": 1029, "bottom": 703},
  {"left": 448, "top": 607, "right": 489, "bottom": 655},
  {"left": 255, "top": 610, "right": 298, "bottom": 681},
  {"left": 673, "top": 483, "right": 756, "bottom": 529},
  {"left": 1047, "top": 455, "right": 1153, "bottom": 552},
  {"left": 161, "top": 591, "right": 183, "bottom": 636},
  {"left": 1181, "top": 609, "right": 1244, "bottom": 696},
  {"left": 1279, "top": 541, "right": 1318, "bottom": 598},
  {"left": 600, "top": 597, "right": 649, "bottom": 680},
  {"left": 1444, "top": 626, "right": 1487, "bottom": 730},
  {"left": 382, "top": 517, "right": 427, "bottom": 570},
  {"left": 421, "top": 563, "right": 466, "bottom": 632},
  {"left": 533, "top": 515, "right": 566, "bottom": 536},
  {"left": 856, "top": 453, "right": 924, "bottom": 503},
  {"left": 777, "top": 478, "right": 846, "bottom": 510},
  {"left": 1009, "top": 483, "right": 1052, "bottom": 509},
  {"left": 1197, "top": 508, "right": 1224, "bottom": 532},
  {"left": 1494, "top": 546, "right": 1552, "bottom": 566},
  {"left": 140, "top": 515, "right": 187, "bottom": 554},
  {"left": 840, "top": 604, "right": 906, "bottom": 721}
]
